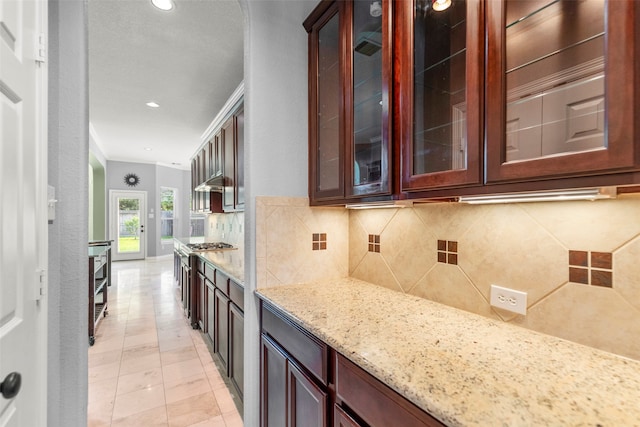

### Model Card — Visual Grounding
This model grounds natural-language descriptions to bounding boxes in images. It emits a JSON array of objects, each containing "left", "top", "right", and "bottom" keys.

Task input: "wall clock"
[{"left": 124, "top": 173, "right": 141, "bottom": 187}]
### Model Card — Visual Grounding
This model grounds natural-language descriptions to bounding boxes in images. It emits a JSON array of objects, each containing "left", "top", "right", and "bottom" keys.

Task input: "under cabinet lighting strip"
[{"left": 458, "top": 187, "right": 616, "bottom": 204}]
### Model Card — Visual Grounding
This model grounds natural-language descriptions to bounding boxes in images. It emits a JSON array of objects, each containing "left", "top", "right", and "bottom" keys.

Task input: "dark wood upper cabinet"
[
  {"left": 306, "top": 0, "right": 640, "bottom": 203},
  {"left": 485, "top": 0, "right": 640, "bottom": 183},
  {"left": 397, "top": 0, "right": 484, "bottom": 192},
  {"left": 305, "top": 0, "right": 393, "bottom": 204}
]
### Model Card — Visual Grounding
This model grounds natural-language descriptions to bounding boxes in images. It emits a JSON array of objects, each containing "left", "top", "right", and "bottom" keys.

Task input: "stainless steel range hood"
[{"left": 194, "top": 173, "right": 224, "bottom": 192}]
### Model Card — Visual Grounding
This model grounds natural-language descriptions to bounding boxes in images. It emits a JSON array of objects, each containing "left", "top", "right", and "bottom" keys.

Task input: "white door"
[
  {"left": 110, "top": 191, "right": 147, "bottom": 261},
  {"left": 0, "top": 0, "right": 48, "bottom": 426}
]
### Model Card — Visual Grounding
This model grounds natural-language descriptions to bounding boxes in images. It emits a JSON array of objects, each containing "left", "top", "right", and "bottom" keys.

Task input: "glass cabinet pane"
[
  {"left": 352, "top": 0, "right": 384, "bottom": 189},
  {"left": 413, "top": 0, "right": 467, "bottom": 175},
  {"left": 505, "top": 0, "right": 605, "bottom": 162},
  {"left": 317, "top": 13, "right": 341, "bottom": 193}
]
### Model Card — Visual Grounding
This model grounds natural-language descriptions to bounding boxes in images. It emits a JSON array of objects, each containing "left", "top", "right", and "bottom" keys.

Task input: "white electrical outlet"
[{"left": 490, "top": 285, "right": 527, "bottom": 315}]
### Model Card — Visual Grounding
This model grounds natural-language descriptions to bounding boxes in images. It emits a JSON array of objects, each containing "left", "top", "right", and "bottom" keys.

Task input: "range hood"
[{"left": 195, "top": 173, "right": 224, "bottom": 192}]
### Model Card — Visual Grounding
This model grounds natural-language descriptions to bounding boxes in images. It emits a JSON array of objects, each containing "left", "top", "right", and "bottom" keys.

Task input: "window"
[{"left": 160, "top": 187, "right": 176, "bottom": 244}]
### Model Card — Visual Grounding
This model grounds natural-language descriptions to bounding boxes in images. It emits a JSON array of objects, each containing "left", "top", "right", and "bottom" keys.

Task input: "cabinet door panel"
[
  {"left": 206, "top": 283, "right": 215, "bottom": 343},
  {"left": 288, "top": 360, "right": 327, "bottom": 427},
  {"left": 307, "top": 3, "right": 344, "bottom": 201},
  {"left": 222, "top": 116, "right": 235, "bottom": 211},
  {"left": 229, "top": 303, "right": 244, "bottom": 399},
  {"left": 334, "top": 405, "right": 363, "bottom": 427},
  {"left": 261, "top": 335, "right": 288, "bottom": 427},
  {"left": 214, "top": 289, "right": 229, "bottom": 373},
  {"left": 235, "top": 107, "right": 245, "bottom": 210},
  {"left": 486, "top": 0, "right": 639, "bottom": 182},
  {"left": 346, "top": 0, "right": 392, "bottom": 198},
  {"left": 399, "top": 0, "right": 483, "bottom": 191}
]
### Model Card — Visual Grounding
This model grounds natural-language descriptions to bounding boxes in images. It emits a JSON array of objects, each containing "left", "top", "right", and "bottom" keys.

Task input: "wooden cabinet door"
[
  {"left": 229, "top": 302, "right": 244, "bottom": 399},
  {"left": 397, "top": 0, "right": 484, "bottom": 192},
  {"left": 305, "top": 0, "right": 393, "bottom": 203},
  {"left": 235, "top": 107, "right": 245, "bottom": 210},
  {"left": 305, "top": 2, "right": 344, "bottom": 203},
  {"left": 222, "top": 116, "right": 235, "bottom": 212},
  {"left": 261, "top": 335, "right": 288, "bottom": 427},
  {"left": 196, "top": 272, "right": 206, "bottom": 330},
  {"left": 334, "top": 405, "right": 363, "bottom": 427},
  {"left": 485, "top": 0, "right": 639, "bottom": 183},
  {"left": 214, "top": 288, "right": 230, "bottom": 374},
  {"left": 206, "top": 282, "right": 215, "bottom": 343},
  {"left": 288, "top": 361, "right": 327, "bottom": 427}
]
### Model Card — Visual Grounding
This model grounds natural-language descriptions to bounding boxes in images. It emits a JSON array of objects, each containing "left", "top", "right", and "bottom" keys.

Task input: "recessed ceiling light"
[
  {"left": 146, "top": 101, "right": 160, "bottom": 108},
  {"left": 151, "top": 0, "right": 174, "bottom": 11},
  {"left": 144, "top": 147, "right": 153, "bottom": 151}
]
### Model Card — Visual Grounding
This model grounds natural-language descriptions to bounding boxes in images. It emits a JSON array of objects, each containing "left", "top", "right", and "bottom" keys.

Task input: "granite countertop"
[
  {"left": 198, "top": 250, "right": 244, "bottom": 284},
  {"left": 256, "top": 278, "right": 640, "bottom": 426}
]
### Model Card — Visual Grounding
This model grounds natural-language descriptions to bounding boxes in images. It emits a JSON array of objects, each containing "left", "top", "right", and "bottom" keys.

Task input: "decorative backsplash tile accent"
[
  {"left": 368, "top": 234, "right": 380, "bottom": 253},
  {"left": 437, "top": 240, "right": 458, "bottom": 265},
  {"left": 312, "top": 233, "right": 327, "bottom": 251},
  {"left": 569, "top": 250, "right": 613, "bottom": 287}
]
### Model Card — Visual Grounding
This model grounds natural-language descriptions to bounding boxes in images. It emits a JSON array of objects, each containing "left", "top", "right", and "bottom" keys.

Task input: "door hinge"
[
  {"left": 37, "top": 269, "right": 47, "bottom": 299},
  {"left": 36, "top": 33, "right": 46, "bottom": 64}
]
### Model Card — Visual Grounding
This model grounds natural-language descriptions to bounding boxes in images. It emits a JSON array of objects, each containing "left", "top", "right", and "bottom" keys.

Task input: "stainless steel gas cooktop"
[{"left": 185, "top": 242, "right": 235, "bottom": 252}]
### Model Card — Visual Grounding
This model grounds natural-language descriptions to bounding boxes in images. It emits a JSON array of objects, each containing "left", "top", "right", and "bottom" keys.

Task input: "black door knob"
[{"left": 1, "top": 372, "right": 21, "bottom": 399}]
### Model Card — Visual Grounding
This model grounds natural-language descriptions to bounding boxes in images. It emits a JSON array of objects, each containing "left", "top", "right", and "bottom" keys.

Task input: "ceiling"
[{"left": 88, "top": 0, "right": 244, "bottom": 170}]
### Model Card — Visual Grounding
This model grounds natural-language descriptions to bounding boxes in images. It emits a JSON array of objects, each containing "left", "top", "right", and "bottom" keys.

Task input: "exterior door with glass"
[{"left": 110, "top": 190, "right": 146, "bottom": 261}]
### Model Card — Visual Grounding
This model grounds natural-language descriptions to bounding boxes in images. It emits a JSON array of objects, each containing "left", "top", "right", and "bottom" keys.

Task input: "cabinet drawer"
[
  {"left": 261, "top": 302, "right": 328, "bottom": 386},
  {"left": 229, "top": 279, "right": 243, "bottom": 311},
  {"left": 197, "top": 257, "right": 205, "bottom": 273},
  {"left": 204, "top": 262, "right": 215, "bottom": 283},
  {"left": 216, "top": 270, "right": 230, "bottom": 295},
  {"left": 335, "top": 353, "right": 444, "bottom": 427}
]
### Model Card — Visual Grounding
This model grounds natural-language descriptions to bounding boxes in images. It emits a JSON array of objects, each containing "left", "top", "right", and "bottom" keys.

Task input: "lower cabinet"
[
  {"left": 213, "top": 288, "right": 230, "bottom": 373},
  {"left": 334, "top": 405, "right": 363, "bottom": 427},
  {"left": 261, "top": 302, "right": 328, "bottom": 427},
  {"left": 260, "top": 301, "right": 444, "bottom": 427},
  {"left": 229, "top": 302, "right": 244, "bottom": 399},
  {"left": 206, "top": 281, "right": 215, "bottom": 343},
  {"left": 261, "top": 335, "right": 327, "bottom": 427}
]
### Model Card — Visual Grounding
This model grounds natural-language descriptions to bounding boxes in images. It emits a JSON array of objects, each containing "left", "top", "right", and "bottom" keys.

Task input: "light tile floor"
[{"left": 88, "top": 256, "right": 243, "bottom": 427}]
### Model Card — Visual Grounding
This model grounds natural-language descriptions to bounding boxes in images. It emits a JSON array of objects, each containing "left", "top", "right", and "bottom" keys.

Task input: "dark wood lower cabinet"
[
  {"left": 206, "top": 281, "right": 215, "bottom": 343},
  {"left": 334, "top": 405, "right": 364, "bottom": 427},
  {"left": 334, "top": 353, "right": 445, "bottom": 427},
  {"left": 214, "top": 288, "right": 230, "bottom": 374},
  {"left": 229, "top": 302, "right": 244, "bottom": 399},
  {"left": 288, "top": 361, "right": 327, "bottom": 427},
  {"left": 196, "top": 272, "right": 206, "bottom": 331},
  {"left": 260, "top": 300, "right": 445, "bottom": 427},
  {"left": 261, "top": 335, "right": 288, "bottom": 427}
]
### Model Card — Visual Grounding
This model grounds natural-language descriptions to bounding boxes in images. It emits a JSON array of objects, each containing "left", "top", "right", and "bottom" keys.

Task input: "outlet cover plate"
[{"left": 490, "top": 284, "right": 527, "bottom": 315}]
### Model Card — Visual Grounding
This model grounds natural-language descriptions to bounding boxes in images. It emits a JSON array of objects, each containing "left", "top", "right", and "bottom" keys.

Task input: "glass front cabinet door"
[
  {"left": 305, "top": 0, "right": 392, "bottom": 204},
  {"left": 398, "top": 0, "right": 484, "bottom": 192},
  {"left": 485, "top": 0, "right": 639, "bottom": 183}
]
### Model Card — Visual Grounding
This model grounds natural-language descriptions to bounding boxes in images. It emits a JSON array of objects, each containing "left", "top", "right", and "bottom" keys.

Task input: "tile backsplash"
[
  {"left": 256, "top": 195, "right": 640, "bottom": 360},
  {"left": 206, "top": 211, "right": 245, "bottom": 250}
]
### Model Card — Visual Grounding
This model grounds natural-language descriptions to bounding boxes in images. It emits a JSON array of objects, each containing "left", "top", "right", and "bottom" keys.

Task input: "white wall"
[
  {"left": 48, "top": 0, "right": 89, "bottom": 425},
  {"left": 241, "top": 0, "right": 317, "bottom": 424}
]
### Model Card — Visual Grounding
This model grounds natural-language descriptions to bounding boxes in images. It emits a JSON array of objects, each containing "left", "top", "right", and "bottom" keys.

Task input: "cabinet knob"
[{"left": 1, "top": 372, "right": 21, "bottom": 399}]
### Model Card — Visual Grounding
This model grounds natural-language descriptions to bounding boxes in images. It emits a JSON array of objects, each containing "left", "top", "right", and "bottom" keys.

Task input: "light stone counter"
[{"left": 256, "top": 278, "right": 640, "bottom": 427}]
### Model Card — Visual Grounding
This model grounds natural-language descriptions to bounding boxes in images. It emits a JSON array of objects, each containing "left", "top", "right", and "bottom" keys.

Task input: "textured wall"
[
  {"left": 48, "top": 0, "right": 90, "bottom": 424},
  {"left": 257, "top": 195, "right": 640, "bottom": 361}
]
